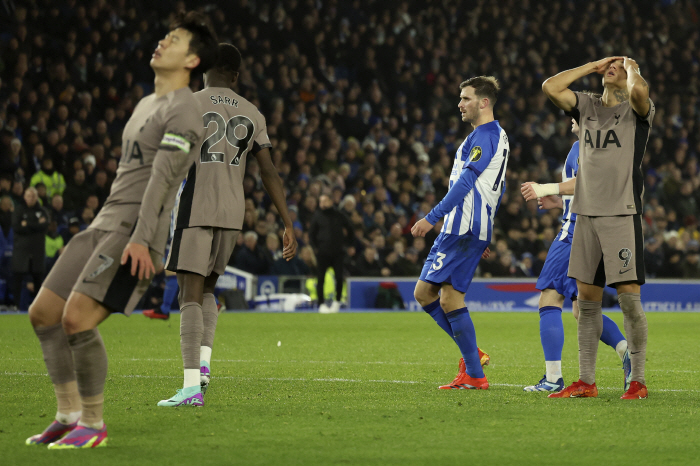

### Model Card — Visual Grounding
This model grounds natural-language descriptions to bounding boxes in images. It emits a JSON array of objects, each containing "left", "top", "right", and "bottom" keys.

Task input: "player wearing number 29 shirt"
[
  {"left": 543, "top": 57, "right": 654, "bottom": 400},
  {"left": 158, "top": 44, "right": 297, "bottom": 408},
  {"left": 411, "top": 76, "right": 509, "bottom": 391}
]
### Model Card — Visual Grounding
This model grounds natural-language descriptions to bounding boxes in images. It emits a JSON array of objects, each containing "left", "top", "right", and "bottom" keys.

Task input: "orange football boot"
[
  {"left": 548, "top": 379, "right": 598, "bottom": 398},
  {"left": 620, "top": 381, "right": 648, "bottom": 399},
  {"left": 439, "top": 372, "right": 489, "bottom": 390}
]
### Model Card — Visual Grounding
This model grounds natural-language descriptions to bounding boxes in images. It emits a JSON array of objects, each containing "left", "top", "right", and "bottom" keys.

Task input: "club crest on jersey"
[{"left": 470, "top": 146, "right": 482, "bottom": 162}]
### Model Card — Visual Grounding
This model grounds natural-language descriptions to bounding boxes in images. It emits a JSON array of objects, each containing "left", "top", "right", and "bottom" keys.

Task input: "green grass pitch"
[{"left": 1, "top": 311, "right": 699, "bottom": 465}]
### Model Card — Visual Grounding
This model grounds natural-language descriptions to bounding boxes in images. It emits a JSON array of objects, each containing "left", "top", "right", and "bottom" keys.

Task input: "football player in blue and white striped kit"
[
  {"left": 412, "top": 76, "right": 509, "bottom": 390},
  {"left": 520, "top": 117, "right": 630, "bottom": 392}
]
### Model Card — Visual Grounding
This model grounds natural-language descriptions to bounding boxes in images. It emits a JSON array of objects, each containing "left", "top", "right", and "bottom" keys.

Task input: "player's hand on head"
[
  {"left": 521, "top": 182, "right": 539, "bottom": 201},
  {"left": 411, "top": 218, "right": 432, "bottom": 237},
  {"left": 481, "top": 247, "right": 491, "bottom": 260},
  {"left": 282, "top": 227, "right": 297, "bottom": 260},
  {"left": 593, "top": 56, "right": 624, "bottom": 74},
  {"left": 623, "top": 57, "right": 639, "bottom": 72},
  {"left": 121, "top": 242, "right": 156, "bottom": 280}
]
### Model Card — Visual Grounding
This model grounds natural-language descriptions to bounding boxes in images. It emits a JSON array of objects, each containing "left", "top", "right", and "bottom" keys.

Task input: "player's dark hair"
[
  {"left": 169, "top": 11, "right": 219, "bottom": 75},
  {"left": 460, "top": 76, "right": 500, "bottom": 106},
  {"left": 212, "top": 43, "right": 242, "bottom": 75}
]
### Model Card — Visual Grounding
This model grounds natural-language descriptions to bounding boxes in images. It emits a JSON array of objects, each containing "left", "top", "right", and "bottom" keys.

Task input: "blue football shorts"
[{"left": 419, "top": 232, "right": 489, "bottom": 293}]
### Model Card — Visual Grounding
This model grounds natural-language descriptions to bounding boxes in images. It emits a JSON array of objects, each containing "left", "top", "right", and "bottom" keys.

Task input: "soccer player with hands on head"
[
  {"left": 542, "top": 55, "right": 654, "bottom": 399},
  {"left": 412, "top": 76, "right": 509, "bottom": 390},
  {"left": 520, "top": 118, "right": 630, "bottom": 393}
]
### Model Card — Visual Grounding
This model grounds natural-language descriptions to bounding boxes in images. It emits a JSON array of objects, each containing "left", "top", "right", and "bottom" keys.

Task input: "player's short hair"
[
  {"left": 169, "top": 11, "right": 219, "bottom": 75},
  {"left": 460, "top": 76, "right": 500, "bottom": 106},
  {"left": 213, "top": 43, "right": 242, "bottom": 75}
]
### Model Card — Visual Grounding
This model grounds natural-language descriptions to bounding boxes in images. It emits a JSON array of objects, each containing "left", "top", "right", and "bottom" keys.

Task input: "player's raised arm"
[
  {"left": 623, "top": 57, "right": 651, "bottom": 117},
  {"left": 542, "top": 57, "right": 622, "bottom": 112},
  {"left": 256, "top": 147, "right": 297, "bottom": 260}
]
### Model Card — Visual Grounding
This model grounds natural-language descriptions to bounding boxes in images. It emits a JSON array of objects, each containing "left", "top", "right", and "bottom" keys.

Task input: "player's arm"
[
  {"left": 411, "top": 166, "right": 477, "bottom": 237},
  {"left": 542, "top": 57, "right": 622, "bottom": 111},
  {"left": 521, "top": 177, "right": 576, "bottom": 201},
  {"left": 623, "top": 57, "right": 651, "bottom": 117},
  {"left": 123, "top": 134, "right": 196, "bottom": 279},
  {"left": 256, "top": 148, "right": 297, "bottom": 260}
]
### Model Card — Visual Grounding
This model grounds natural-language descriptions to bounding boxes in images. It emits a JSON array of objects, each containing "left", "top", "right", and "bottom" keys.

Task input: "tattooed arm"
[{"left": 623, "top": 57, "right": 651, "bottom": 116}]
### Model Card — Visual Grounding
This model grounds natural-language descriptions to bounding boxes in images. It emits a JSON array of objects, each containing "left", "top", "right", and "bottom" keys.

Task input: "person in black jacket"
[
  {"left": 309, "top": 194, "right": 354, "bottom": 312},
  {"left": 11, "top": 186, "right": 49, "bottom": 308}
]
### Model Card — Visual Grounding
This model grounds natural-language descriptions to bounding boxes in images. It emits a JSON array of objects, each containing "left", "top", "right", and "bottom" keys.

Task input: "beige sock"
[
  {"left": 577, "top": 299, "right": 603, "bottom": 385},
  {"left": 54, "top": 381, "right": 81, "bottom": 422},
  {"left": 79, "top": 394, "right": 104, "bottom": 428},
  {"left": 619, "top": 293, "right": 647, "bottom": 385}
]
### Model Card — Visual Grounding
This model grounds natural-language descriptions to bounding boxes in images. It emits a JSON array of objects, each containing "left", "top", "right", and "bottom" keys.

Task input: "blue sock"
[
  {"left": 539, "top": 306, "right": 564, "bottom": 361},
  {"left": 160, "top": 275, "right": 178, "bottom": 314},
  {"left": 422, "top": 299, "right": 453, "bottom": 339},
  {"left": 446, "top": 308, "right": 484, "bottom": 378},
  {"left": 600, "top": 314, "right": 625, "bottom": 349}
]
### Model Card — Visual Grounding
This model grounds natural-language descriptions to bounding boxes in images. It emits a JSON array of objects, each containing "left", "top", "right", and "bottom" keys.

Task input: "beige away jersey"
[
  {"left": 90, "top": 87, "right": 203, "bottom": 254},
  {"left": 570, "top": 91, "right": 655, "bottom": 217},
  {"left": 175, "top": 87, "right": 271, "bottom": 230}
]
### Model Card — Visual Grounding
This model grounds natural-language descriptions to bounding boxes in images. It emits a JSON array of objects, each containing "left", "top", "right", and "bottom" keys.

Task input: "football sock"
[
  {"left": 600, "top": 314, "right": 626, "bottom": 354},
  {"left": 54, "top": 381, "right": 81, "bottom": 424},
  {"left": 200, "top": 346, "right": 212, "bottom": 367},
  {"left": 545, "top": 361, "right": 562, "bottom": 382},
  {"left": 422, "top": 299, "right": 453, "bottom": 339},
  {"left": 539, "top": 306, "right": 564, "bottom": 382},
  {"left": 66, "top": 329, "right": 107, "bottom": 427},
  {"left": 77, "top": 395, "right": 104, "bottom": 429},
  {"left": 201, "top": 293, "right": 218, "bottom": 350},
  {"left": 34, "top": 323, "right": 77, "bottom": 384},
  {"left": 577, "top": 300, "right": 603, "bottom": 385},
  {"left": 184, "top": 369, "right": 200, "bottom": 389},
  {"left": 446, "top": 308, "right": 484, "bottom": 378},
  {"left": 618, "top": 293, "right": 647, "bottom": 385},
  {"left": 160, "top": 275, "right": 178, "bottom": 314},
  {"left": 615, "top": 340, "right": 629, "bottom": 361},
  {"left": 180, "top": 302, "right": 203, "bottom": 386}
]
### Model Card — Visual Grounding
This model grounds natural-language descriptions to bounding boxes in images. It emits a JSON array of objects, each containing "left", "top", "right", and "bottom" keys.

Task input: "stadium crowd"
[{"left": 1, "top": 0, "right": 699, "bottom": 308}]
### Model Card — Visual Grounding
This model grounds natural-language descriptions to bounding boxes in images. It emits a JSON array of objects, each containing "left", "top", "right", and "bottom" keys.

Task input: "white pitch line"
[
  {"left": 3, "top": 371, "right": 697, "bottom": 393},
  {"left": 9, "top": 357, "right": 696, "bottom": 373}
]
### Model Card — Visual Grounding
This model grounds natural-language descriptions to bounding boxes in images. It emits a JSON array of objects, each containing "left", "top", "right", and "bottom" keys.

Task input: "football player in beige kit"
[
  {"left": 542, "top": 57, "right": 654, "bottom": 400},
  {"left": 25, "top": 12, "right": 218, "bottom": 448},
  {"left": 157, "top": 43, "right": 297, "bottom": 407}
]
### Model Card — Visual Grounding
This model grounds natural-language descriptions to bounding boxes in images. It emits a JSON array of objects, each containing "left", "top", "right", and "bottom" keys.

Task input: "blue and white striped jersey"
[
  {"left": 425, "top": 120, "right": 509, "bottom": 242},
  {"left": 557, "top": 141, "right": 579, "bottom": 243}
]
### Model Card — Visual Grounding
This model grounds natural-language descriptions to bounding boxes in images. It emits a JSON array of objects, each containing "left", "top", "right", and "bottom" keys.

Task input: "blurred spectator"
[
  {"left": 62, "top": 169, "right": 91, "bottom": 212},
  {"left": 0, "top": 195, "right": 13, "bottom": 237},
  {"left": 60, "top": 217, "right": 82, "bottom": 244},
  {"left": 30, "top": 157, "right": 65, "bottom": 198},
  {"left": 355, "top": 246, "right": 383, "bottom": 277},
  {"left": 11, "top": 187, "right": 48, "bottom": 307},
  {"left": 48, "top": 193, "right": 69, "bottom": 227},
  {"left": 233, "top": 231, "right": 271, "bottom": 275},
  {"left": 45, "top": 220, "right": 64, "bottom": 273}
]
